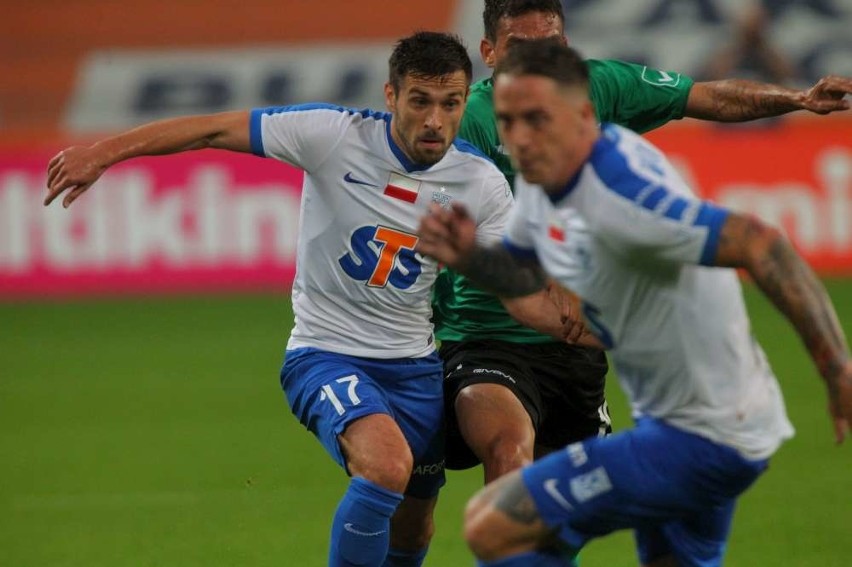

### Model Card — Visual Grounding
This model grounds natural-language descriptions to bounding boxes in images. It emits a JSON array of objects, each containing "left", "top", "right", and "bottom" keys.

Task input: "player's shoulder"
[
  {"left": 253, "top": 103, "right": 390, "bottom": 127},
  {"left": 585, "top": 58, "right": 640, "bottom": 77},
  {"left": 586, "top": 124, "right": 672, "bottom": 197}
]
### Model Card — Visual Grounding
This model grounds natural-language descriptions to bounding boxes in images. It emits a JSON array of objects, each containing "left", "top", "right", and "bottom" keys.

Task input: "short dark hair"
[
  {"left": 483, "top": 0, "right": 565, "bottom": 42},
  {"left": 388, "top": 31, "right": 472, "bottom": 92},
  {"left": 494, "top": 39, "right": 588, "bottom": 90}
]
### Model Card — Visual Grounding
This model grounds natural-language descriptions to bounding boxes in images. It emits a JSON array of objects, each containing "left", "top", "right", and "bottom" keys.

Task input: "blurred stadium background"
[{"left": 2, "top": 1, "right": 851, "bottom": 565}]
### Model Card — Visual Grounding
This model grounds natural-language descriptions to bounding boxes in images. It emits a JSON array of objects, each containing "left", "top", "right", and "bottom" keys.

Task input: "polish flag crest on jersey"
[{"left": 384, "top": 172, "right": 421, "bottom": 203}]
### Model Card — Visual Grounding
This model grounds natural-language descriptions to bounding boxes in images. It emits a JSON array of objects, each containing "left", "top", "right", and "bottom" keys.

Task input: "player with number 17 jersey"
[
  {"left": 251, "top": 104, "right": 512, "bottom": 359},
  {"left": 255, "top": 102, "right": 511, "bottom": 503}
]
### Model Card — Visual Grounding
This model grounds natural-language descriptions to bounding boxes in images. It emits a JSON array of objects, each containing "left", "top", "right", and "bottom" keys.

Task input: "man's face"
[
  {"left": 385, "top": 71, "right": 469, "bottom": 166},
  {"left": 494, "top": 73, "right": 595, "bottom": 189},
  {"left": 482, "top": 11, "right": 565, "bottom": 68}
]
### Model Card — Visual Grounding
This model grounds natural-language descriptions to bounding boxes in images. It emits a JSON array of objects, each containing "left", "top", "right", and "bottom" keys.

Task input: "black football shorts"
[{"left": 440, "top": 339, "right": 610, "bottom": 470}]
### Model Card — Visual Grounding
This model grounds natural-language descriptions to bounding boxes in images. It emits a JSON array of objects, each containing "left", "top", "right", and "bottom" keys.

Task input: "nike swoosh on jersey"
[
  {"left": 343, "top": 522, "right": 387, "bottom": 537},
  {"left": 543, "top": 478, "right": 574, "bottom": 511},
  {"left": 344, "top": 172, "right": 378, "bottom": 187}
]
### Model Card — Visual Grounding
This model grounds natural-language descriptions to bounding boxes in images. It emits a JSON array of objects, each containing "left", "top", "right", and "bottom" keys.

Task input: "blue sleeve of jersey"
[
  {"left": 248, "top": 103, "right": 352, "bottom": 165},
  {"left": 249, "top": 108, "right": 266, "bottom": 157},
  {"left": 502, "top": 236, "right": 539, "bottom": 261},
  {"left": 695, "top": 202, "right": 730, "bottom": 266},
  {"left": 589, "top": 125, "right": 732, "bottom": 267}
]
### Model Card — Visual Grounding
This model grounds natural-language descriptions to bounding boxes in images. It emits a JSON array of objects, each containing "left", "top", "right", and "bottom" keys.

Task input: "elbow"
[{"left": 742, "top": 217, "right": 788, "bottom": 274}]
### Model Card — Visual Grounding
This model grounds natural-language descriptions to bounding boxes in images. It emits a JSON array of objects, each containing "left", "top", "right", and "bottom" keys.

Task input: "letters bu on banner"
[{"left": 0, "top": 151, "right": 303, "bottom": 296}]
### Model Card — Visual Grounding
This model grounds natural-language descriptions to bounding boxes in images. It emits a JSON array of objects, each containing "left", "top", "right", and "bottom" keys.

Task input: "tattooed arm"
[
  {"left": 686, "top": 76, "right": 852, "bottom": 121},
  {"left": 461, "top": 245, "right": 548, "bottom": 298},
  {"left": 418, "top": 202, "right": 547, "bottom": 297},
  {"left": 715, "top": 212, "right": 852, "bottom": 442}
]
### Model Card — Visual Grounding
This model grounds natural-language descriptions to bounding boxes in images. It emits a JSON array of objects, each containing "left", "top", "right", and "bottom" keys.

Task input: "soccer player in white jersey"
[
  {"left": 417, "top": 40, "right": 852, "bottom": 567},
  {"left": 44, "top": 32, "right": 514, "bottom": 567}
]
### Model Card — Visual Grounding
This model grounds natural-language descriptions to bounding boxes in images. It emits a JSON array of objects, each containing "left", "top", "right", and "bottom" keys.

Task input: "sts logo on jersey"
[{"left": 339, "top": 225, "right": 422, "bottom": 289}]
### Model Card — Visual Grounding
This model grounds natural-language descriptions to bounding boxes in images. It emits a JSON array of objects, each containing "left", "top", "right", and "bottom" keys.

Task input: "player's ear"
[
  {"left": 384, "top": 82, "right": 397, "bottom": 113},
  {"left": 580, "top": 99, "right": 596, "bottom": 124},
  {"left": 480, "top": 38, "right": 497, "bottom": 68}
]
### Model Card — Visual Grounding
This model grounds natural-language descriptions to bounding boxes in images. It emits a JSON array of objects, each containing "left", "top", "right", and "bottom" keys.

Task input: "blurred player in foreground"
[
  {"left": 44, "top": 32, "right": 515, "bottom": 567},
  {"left": 435, "top": 0, "right": 852, "bottom": 502},
  {"left": 418, "top": 40, "right": 852, "bottom": 566}
]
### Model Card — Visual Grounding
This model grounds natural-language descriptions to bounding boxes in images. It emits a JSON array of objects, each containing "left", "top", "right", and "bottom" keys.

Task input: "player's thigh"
[
  {"left": 520, "top": 419, "right": 767, "bottom": 553},
  {"left": 455, "top": 382, "right": 535, "bottom": 450},
  {"left": 280, "top": 348, "right": 401, "bottom": 471},
  {"left": 440, "top": 340, "right": 544, "bottom": 470}
]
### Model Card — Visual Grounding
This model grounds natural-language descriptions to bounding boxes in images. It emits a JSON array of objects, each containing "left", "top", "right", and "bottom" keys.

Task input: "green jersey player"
[{"left": 437, "top": 0, "right": 852, "bottom": 491}]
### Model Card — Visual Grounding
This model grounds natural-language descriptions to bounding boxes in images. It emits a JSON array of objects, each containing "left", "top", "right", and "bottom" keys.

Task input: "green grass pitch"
[{"left": 2, "top": 280, "right": 851, "bottom": 566}]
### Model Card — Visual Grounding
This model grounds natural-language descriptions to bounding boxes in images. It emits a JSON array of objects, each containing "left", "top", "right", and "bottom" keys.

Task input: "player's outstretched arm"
[
  {"left": 45, "top": 110, "right": 251, "bottom": 208},
  {"left": 685, "top": 76, "right": 852, "bottom": 121},
  {"left": 417, "top": 203, "right": 547, "bottom": 298},
  {"left": 714, "top": 212, "right": 852, "bottom": 443}
]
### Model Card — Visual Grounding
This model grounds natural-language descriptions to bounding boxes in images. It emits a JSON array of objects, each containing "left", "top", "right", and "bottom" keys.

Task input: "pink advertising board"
[{"left": 0, "top": 150, "right": 303, "bottom": 297}]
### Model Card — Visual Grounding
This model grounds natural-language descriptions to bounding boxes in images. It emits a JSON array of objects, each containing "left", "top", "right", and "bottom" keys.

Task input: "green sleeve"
[{"left": 587, "top": 59, "right": 695, "bottom": 134}]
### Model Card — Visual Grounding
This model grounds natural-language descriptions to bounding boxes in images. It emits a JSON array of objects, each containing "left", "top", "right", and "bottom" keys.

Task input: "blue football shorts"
[
  {"left": 281, "top": 347, "right": 445, "bottom": 499},
  {"left": 521, "top": 417, "right": 769, "bottom": 567}
]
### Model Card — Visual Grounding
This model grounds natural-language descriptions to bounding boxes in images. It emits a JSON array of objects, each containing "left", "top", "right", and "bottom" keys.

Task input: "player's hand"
[
  {"left": 797, "top": 75, "right": 852, "bottom": 115},
  {"left": 545, "top": 280, "right": 584, "bottom": 344},
  {"left": 44, "top": 146, "right": 107, "bottom": 208},
  {"left": 828, "top": 361, "right": 852, "bottom": 444},
  {"left": 417, "top": 202, "right": 477, "bottom": 269}
]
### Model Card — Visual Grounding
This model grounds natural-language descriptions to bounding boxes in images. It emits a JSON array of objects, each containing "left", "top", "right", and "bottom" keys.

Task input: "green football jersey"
[{"left": 433, "top": 59, "right": 694, "bottom": 343}]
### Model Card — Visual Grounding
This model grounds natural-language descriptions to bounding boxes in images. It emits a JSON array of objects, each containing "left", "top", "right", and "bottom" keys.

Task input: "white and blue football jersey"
[
  {"left": 251, "top": 104, "right": 512, "bottom": 359},
  {"left": 505, "top": 123, "right": 794, "bottom": 459}
]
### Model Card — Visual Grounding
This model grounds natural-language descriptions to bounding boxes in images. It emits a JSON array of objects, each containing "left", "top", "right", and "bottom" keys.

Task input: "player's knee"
[
  {"left": 463, "top": 500, "right": 505, "bottom": 560},
  {"left": 482, "top": 436, "right": 533, "bottom": 480},
  {"left": 376, "top": 452, "right": 414, "bottom": 493},
  {"left": 463, "top": 485, "right": 511, "bottom": 559},
  {"left": 352, "top": 449, "right": 414, "bottom": 493}
]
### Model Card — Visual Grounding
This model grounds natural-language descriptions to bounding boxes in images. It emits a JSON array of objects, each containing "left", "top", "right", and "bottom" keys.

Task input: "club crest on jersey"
[
  {"left": 640, "top": 67, "right": 681, "bottom": 88},
  {"left": 384, "top": 172, "right": 421, "bottom": 204},
  {"left": 431, "top": 187, "right": 452, "bottom": 209}
]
